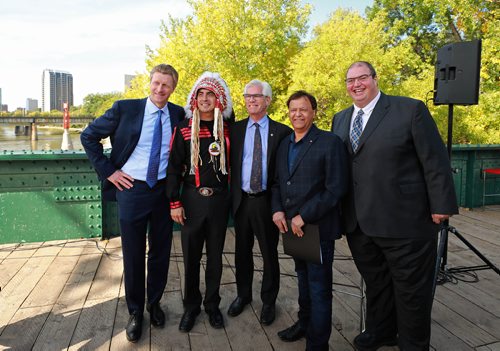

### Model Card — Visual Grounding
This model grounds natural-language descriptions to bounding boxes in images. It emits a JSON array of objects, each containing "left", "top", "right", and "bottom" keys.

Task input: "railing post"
[
  {"left": 61, "top": 103, "right": 73, "bottom": 150},
  {"left": 30, "top": 121, "right": 38, "bottom": 141}
]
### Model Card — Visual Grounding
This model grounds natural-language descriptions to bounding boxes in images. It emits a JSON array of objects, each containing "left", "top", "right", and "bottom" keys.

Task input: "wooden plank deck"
[{"left": 1, "top": 207, "right": 499, "bottom": 350}]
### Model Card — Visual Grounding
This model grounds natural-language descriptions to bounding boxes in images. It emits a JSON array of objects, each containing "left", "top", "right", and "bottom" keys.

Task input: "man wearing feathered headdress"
[{"left": 167, "top": 71, "right": 233, "bottom": 333}]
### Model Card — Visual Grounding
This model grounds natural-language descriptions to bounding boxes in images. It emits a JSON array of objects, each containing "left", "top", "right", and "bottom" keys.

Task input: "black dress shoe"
[
  {"left": 227, "top": 297, "right": 251, "bottom": 317},
  {"left": 278, "top": 321, "right": 306, "bottom": 342},
  {"left": 126, "top": 313, "right": 143, "bottom": 343},
  {"left": 206, "top": 308, "right": 224, "bottom": 329},
  {"left": 179, "top": 307, "right": 201, "bottom": 332},
  {"left": 147, "top": 302, "right": 165, "bottom": 327},
  {"left": 353, "top": 331, "right": 398, "bottom": 351},
  {"left": 260, "top": 304, "right": 276, "bottom": 326}
]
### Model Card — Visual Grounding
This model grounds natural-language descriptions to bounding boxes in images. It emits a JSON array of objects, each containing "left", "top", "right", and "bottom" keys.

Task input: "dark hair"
[
  {"left": 347, "top": 61, "right": 377, "bottom": 78},
  {"left": 150, "top": 64, "right": 179, "bottom": 87},
  {"left": 286, "top": 90, "right": 317, "bottom": 110}
]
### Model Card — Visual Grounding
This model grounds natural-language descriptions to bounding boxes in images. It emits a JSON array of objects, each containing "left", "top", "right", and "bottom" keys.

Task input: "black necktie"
[
  {"left": 250, "top": 123, "right": 262, "bottom": 192},
  {"left": 146, "top": 110, "right": 162, "bottom": 187}
]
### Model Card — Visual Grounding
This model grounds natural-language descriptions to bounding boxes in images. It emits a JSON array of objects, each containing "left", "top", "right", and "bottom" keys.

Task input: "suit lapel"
[
  {"left": 356, "top": 93, "right": 390, "bottom": 152},
  {"left": 131, "top": 98, "right": 148, "bottom": 141},
  {"left": 338, "top": 107, "right": 353, "bottom": 142},
  {"left": 166, "top": 101, "right": 179, "bottom": 133},
  {"left": 236, "top": 118, "right": 248, "bottom": 170},
  {"left": 289, "top": 125, "right": 320, "bottom": 177},
  {"left": 267, "top": 119, "right": 279, "bottom": 166}
]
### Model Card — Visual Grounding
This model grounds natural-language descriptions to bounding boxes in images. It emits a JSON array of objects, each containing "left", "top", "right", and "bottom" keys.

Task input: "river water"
[{"left": 0, "top": 125, "right": 84, "bottom": 151}]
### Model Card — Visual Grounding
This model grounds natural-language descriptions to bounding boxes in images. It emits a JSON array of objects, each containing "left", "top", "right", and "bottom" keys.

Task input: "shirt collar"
[
  {"left": 247, "top": 115, "right": 269, "bottom": 129},
  {"left": 146, "top": 97, "right": 168, "bottom": 115},
  {"left": 289, "top": 124, "right": 314, "bottom": 144}
]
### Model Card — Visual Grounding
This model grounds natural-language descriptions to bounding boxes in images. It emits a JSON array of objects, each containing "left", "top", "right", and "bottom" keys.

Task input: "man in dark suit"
[
  {"left": 228, "top": 79, "right": 291, "bottom": 326},
  {"left": 80, "top": 64, "right": 185, "bottom": 343},
  {"left": 272, "top": 91, "right": 348, "bottom": 350},
  {"left": 332, "top": 61, "right": 458, "bottom": 351}
]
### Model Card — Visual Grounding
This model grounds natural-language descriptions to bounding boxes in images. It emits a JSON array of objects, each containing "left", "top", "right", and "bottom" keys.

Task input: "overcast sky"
[{"left": 0, "top": 0, "right": 371, "bottom": 109}]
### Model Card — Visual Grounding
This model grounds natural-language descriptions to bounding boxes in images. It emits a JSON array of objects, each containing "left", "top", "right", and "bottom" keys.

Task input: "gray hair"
[{"left": 244, "top": 79, "right": 272, "bottom": 99}]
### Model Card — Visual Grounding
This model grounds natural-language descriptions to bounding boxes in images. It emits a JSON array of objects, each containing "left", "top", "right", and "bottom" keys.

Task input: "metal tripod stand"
[{"left": 433, "top": 104, "right": 500, "bottom": 295}]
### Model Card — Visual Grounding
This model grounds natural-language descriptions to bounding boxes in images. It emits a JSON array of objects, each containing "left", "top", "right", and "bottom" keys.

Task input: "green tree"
[
  {"left": 82, "top": 92, "right": 123, "bottom": 117},
  {"left": 367, "top": 0, "right": 499, "bottom": 143},
  {"left": 281, "top": 9, "right": 423, "bottom": 130},
  {"left": 126, "top": 0, "right": 311, "bottom": 119}
]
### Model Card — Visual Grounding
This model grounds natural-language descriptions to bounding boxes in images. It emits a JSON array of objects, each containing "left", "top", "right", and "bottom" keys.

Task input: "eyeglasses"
[
  {"left": 243, "top": 94, "right": 265, "bottom": 99},
  {"left": 345, "top": 74, "right": 373, "bottom": 85}
]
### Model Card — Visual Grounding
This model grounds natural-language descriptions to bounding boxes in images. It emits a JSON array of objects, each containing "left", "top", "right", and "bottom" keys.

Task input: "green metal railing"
[
  {"left": 1, "top": 145, "right": 499, "bottom": 244},
  {"left": 0, "top": 150, "right": 118, "bottom": 244}
]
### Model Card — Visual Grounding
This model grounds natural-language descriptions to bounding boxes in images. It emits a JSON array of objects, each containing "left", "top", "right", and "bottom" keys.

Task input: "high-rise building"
[
  {"left": 42, "top": 69, "right": 73, "bottom": 112},
  {"left": 26, "top": 98, "right": 39, "bottom": 112},
  {"left": 124, "top": 74, "right": 136, "bottom": 90}
]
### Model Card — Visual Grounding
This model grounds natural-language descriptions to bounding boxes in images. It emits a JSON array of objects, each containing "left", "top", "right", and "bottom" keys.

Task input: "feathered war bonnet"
[{"left": 184, "top": 72, "right": 233, "bottom": 176}]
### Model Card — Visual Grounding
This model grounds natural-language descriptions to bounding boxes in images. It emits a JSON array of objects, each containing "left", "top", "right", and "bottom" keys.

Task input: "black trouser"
[
  {"left": 233, "top": 193, "right": 280, "bottom": 305},
  {"left": 116, "top": 179, "right": 173, "bottom": 315},
  {"left": 180, "top": 186, "right": 230, "bottom": 312},
  {"left": 347, "top": 226, "right": 437, "bottom": 351}
]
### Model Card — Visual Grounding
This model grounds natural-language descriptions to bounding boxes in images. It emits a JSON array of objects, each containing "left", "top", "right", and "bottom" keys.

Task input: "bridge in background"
[
  {"left": 0, "top": 116, "right": 95, "bottom": 124},
  {"left": 0, "top": 116, "right": 95, "bottom": 140}
]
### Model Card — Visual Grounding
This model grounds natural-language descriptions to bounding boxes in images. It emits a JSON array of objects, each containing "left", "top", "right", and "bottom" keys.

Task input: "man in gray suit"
[{"left": 332, "top": 61, "right": 458, "bottom": 351}]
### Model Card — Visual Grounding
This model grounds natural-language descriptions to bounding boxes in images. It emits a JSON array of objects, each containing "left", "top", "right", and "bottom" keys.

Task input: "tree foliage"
[
  {"left": 82, "top": 92, "right": 123, "bottom": 117},
  {"left": 366, "top": 0, "right": 499, "bottom": 143},
  {"left": 118, "top": 0, "right": 498, "bottom": 143},
  {"left": 280, "top": 9, "right": 423, "bottom": 130},
  {"left": 125, "top": 0, "right": 310, "bottom": 119}
]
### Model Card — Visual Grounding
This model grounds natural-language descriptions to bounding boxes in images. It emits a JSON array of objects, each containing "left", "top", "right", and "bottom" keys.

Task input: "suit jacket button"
[
  {"left": 286, "top": 198, "right": 290, "bottom": 203},
  {"left": 287, "top": 181, "right": 291, "bottom": 185}
]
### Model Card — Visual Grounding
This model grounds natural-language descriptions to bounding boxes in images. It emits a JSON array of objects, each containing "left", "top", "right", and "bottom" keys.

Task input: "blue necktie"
[
  {"left": 146, "top": 110, "right": 163, "bottom": 188},
  {"left": 350, "top": 109, "right": 364, "bottom": 152},
  {"left": 250, "top": 123, "right": 263, "bottom": 193}
]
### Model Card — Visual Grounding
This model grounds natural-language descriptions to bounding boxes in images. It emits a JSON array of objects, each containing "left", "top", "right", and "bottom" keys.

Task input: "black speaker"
[{"left": 433, "top": 40, "right": 481, "bottom": 105}]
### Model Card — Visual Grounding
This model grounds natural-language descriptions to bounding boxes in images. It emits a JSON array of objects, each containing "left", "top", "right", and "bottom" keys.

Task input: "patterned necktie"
[
  {"left": 250, "top": 123, "right": 263, "bottom": 193},
  {"left": 350, "top": 109, "right": 364, "bottom": 152},
  {"left": 146, "top": 110, "right": 163, "bottom": 188}
]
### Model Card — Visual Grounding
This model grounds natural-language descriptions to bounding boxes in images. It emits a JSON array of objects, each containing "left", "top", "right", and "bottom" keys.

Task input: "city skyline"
[{"left": 0, "top": 0, "right": 371, "bottom": 109}]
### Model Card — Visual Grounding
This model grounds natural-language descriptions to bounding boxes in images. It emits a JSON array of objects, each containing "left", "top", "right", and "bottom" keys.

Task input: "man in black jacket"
[
  {"left": 167, "top": 72, "right": 233, "bottom": 333},
  {"left": 332, "top": 61, "right": 458, "bottom": 351},
  {"left": 228, "top": 79, "right": 291, "bottom": 326},
  {"left": 272, "top": 90, "right": 348, "bottom": 350}
]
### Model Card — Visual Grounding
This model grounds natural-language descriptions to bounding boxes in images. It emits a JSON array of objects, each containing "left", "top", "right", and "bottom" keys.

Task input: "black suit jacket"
[
  {"left": 332, "top": 92, "right": 458, "bottom": 238},
  {"left": 81, "top": 98, "right": 185, "bottom": 200},
  {"left": 230, "top": 117, "right": 291, "bottom": 216},
  {"left": 271, "top": 125, "right": 348, "bottom": 241}
]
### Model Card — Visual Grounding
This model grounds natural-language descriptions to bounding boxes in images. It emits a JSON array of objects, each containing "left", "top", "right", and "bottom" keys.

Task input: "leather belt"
[{"left": 242, "top": 190, "right": 267, "bottom": 198}]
